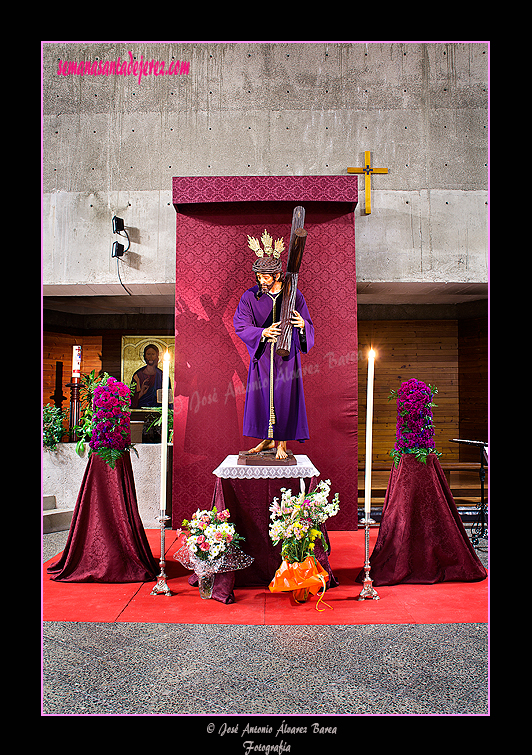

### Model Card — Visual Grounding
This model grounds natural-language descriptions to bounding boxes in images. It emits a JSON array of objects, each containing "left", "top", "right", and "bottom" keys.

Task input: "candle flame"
[
  {"left": 163, "top": 350, "right": 170, "bottom": 361},
  {"left": 369, "top": 348, "right": 376, "bottom": 359}
]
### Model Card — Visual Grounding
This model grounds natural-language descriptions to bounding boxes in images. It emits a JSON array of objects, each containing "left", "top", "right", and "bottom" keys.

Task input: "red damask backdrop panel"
[{"left": 172, "top": 176, "right": 358, "bottom": 530}]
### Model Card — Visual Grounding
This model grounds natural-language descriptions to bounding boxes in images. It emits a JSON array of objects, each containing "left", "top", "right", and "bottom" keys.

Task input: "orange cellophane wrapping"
[{"left": 268, "top": 556, "right": 329, "bottom": 595}]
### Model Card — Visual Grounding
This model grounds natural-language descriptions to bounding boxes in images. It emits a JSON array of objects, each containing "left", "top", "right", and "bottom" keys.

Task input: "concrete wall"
[
  {"left": 43, "top": 444, "right": 169, "bottom": 528},
  {"left": 42, "top": 42, "right": 488, "bottom": 294}
]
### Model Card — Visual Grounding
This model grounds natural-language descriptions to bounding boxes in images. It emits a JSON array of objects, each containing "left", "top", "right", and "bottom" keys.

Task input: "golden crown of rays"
[{"left": 247, "top": 229, "right": 285, "bottom": 259}]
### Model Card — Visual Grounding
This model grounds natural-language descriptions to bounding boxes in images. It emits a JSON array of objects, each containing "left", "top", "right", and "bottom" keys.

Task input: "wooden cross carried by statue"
[{"left": 276, "top": 205, "right": 308, "bottom": 357}]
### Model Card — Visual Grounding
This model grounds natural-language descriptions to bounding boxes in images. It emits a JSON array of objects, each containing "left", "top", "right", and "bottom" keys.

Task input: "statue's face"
[{"left": 256, "top": 273, "right": 279, "bottom": 293}]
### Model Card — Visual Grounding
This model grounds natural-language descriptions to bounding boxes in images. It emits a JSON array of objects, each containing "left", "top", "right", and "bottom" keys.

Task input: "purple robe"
[{"left": 233, "top": 285, "right": 314, "bottom": 442}]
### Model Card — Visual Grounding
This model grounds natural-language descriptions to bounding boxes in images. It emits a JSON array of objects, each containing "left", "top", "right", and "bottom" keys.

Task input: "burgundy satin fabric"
[
  {"left": 187, "top": 475, "right": 339, "bottom": 603},
  {"left": 358, "top": 454, "right": 487, "bottom": 586},
  {"left": 47, "top": 453, "right": 158, "bottom": 583}
]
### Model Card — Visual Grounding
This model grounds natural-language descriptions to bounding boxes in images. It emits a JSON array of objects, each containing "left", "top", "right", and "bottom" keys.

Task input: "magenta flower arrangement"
[
  {"left": 388, "top": 378, "right": 440, "bottom": 466},
  {"left": 89, "top": 375, "right": 135, "bottom": 468}
]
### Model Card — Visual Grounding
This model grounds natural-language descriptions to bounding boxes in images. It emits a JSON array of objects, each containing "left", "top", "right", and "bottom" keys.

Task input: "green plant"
[
  {"left": 145, "top": 407, "right": 174, "bottom": 442},
  {"left": 43, "top": 405, "right": 68, "bottom": 450},
  {"left": 74, "top": 369, "right": 110, "bottom": 456}
]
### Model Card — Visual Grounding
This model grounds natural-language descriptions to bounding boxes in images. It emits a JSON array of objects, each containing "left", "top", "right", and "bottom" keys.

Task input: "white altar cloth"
[{"left": 212, "top": 454, "right": 320, "bottom": 480}]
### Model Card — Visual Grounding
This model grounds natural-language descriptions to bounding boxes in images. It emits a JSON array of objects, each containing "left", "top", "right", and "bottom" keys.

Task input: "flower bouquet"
[
  {"left": 88, "top": 375, "right": 136, "bottom": 468},
  {"left": 268, "top": 480, "right": 339, "bottom": 608},
  {"left": 388, "top": 378, "right": 441, "bottom": 467},
  {"left": 174, "top": 507, "right": 254, "bottom": 599}
]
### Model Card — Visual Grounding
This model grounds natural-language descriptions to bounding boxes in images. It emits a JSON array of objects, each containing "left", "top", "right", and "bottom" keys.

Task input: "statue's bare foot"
[
  {"left": 276, "top": 441, "right": 288, "bottom": 460},
  {"left": 248, "top": 439, "right": 275, "bottom": 454}
]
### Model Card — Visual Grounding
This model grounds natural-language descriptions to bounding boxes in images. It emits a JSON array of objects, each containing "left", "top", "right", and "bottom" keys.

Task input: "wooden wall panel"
[
  {"left": 42, "top": 332, "right": 102, "bottom": 408},
  {"left": 358, "top": 321, "right": 460, "bottom": 463},
  {"left": 458, "top": 317, "right": 488, "bottom": 461}
]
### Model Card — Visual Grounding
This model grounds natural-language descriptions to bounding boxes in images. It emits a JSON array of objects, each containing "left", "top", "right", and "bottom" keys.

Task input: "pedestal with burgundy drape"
[
  {"left": 47, "top": 453, "right": 157, "bottom": 583},
  {"left": 183, "top": 454, "right": 339, "bottom": 604},
  {"left": 358, "top": 454, "right": 487, "bottom": 586}
]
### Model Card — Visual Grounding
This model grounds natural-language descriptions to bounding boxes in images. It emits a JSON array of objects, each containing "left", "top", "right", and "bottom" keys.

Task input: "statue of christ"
[{"left": 233, "top": 231, "right": 314, "bottom": 460}]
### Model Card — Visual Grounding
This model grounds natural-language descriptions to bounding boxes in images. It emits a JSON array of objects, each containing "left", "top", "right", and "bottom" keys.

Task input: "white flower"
[
  {"left": 208, "top": 543, "right": 222, "bottom": 560},
  {"left": 269, "top": 497, "right": 281, "bottom": 518}
]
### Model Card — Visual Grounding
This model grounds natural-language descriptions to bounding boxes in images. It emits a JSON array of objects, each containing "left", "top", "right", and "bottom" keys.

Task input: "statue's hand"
[
  {"left": 262, "top": 322, "right": 281, "bottom": 341},
  {"left": 291, "top": 310, "right": 305, "bottom": 329}
]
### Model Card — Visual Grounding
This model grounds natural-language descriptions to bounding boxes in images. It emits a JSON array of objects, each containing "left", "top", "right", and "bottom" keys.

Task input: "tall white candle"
[
  {"left": 364, "top": 349, "right": 376, "bottom": 518},
  {"left": 72, "top": 345, "right": 82, "bottom": 379},
  {"left": 159, "top": 350, "right": 171, "bottom": 514}
]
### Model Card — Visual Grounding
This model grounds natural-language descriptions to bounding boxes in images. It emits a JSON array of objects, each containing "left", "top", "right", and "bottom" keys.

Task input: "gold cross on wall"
[{"left": 347, "top": 151, "right": 388, "bottom": 214}]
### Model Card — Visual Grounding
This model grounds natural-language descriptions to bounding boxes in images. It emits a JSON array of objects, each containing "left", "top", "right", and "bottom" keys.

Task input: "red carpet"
[{"left": 42, "top": 529, "right": 488, "bottom": 626}]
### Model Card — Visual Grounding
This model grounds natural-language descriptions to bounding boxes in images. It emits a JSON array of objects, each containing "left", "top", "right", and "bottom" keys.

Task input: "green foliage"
[
  {"left": 73, "top": 369, "right": 110, "bottom": 456},
  {"left": 92, "top": 446, "right": 126, "bottom": 469},
  {"left": 43, "top": 405, "right": 68, "bottom": 450},
  {"left": 145, "top": 407, "right": 174, "bottom": 442},
  {"left": 390, "top": 447, "right": 442, "bottom": 468}
]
